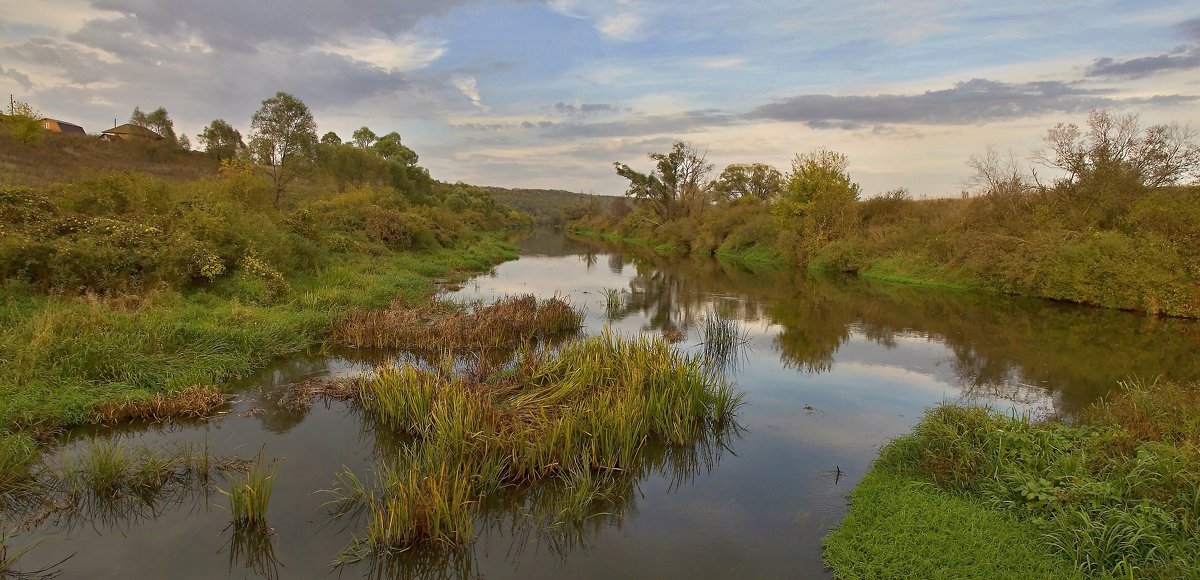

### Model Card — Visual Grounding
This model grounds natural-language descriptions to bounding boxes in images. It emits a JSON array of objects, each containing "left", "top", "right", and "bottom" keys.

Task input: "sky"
[{"left": 2, "top": 0, "right": 1198, "bottom": 197}]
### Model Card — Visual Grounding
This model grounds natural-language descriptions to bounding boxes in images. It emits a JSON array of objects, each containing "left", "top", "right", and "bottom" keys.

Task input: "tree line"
[{"left": 575, "top": 110, "right": 1200, "bottom": 317}]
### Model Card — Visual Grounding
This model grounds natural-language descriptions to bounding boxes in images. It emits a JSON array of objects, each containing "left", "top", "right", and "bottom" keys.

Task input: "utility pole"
[{"left": 9, "top": 94, "right": 13, "bottom": 116}]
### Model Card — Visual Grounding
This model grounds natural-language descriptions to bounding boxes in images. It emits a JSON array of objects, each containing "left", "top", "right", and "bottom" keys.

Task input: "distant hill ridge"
[{"left": 485, "top": 186, "right": 622, "bottom": 225}]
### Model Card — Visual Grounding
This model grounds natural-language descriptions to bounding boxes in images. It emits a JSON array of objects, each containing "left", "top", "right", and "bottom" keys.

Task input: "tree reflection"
[{"left": 567, "top": 233, "right": 1200, "bottom": 413}]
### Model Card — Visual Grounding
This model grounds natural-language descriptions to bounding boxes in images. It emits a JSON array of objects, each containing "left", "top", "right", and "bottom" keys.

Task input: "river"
[{"left": 11, "top": 228, "right": 1200, "bottom": 578}]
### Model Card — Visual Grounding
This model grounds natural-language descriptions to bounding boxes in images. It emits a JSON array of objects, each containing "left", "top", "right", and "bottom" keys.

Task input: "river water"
[{"left": 11, "top": 229, "right": 1200, "bottom": 578}]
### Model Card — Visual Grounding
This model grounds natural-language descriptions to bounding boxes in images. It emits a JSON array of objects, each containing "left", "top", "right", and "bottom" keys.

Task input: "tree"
[
  {"left": 249, "top": 92, "right": 318, "bottom": 207},
  {"left": 372, "top": 131, "right": 419, "bottom": 165},
  {"left": 1035, "top": 109, "right": 1200, "bottom": 189},
  {"left": 3, "top": 100, "right": 42, "bottom": 144},
  {"left": 130, "top": 106, "right": 179, "bottom": 147},
  {"left": 352, "top": 126, "right": 377, "bottom": 148},
  {"left": 713, "top": 163, "right": 783, "bottom": 202},
  {"left": 613, "top": 140, "right": 712, "bottom": 221},
  {"left": 320, "top": 131, "right": 342, "bottom": 145},
  {"left": 1033, "top": 110, "right": 1200, "bottom": 227},
  {"left": 178, "top": 133, "right": 191, "bottom": 151},
  {"left": 775, "top": 149, "right": 861, "bottom": 244},
  {"left": 198, "top": 119, "right": 245, "bottom": 162}
]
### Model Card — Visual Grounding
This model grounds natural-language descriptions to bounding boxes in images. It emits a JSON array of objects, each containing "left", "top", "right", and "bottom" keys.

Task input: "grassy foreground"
[{"left": 824, "top": 380, "right": 1200, "bottom": 579}]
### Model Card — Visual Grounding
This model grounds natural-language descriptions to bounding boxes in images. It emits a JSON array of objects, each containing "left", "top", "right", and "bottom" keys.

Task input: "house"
[
  {"left": 100, "top": 123, "right": 163, "bottom": 142},
  {"left": 40, "top": 118, "right": 87, "bottom": 135}
]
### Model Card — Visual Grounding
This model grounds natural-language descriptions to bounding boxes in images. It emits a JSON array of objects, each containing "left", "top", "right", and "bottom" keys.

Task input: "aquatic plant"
[
  {"left": 218, "top": 448, "right": 278, "bottom": 530},
  {"left": 333, "top": 294, "right": 581, "bottom": 350},
  {"left": 699, "top": 308, "right": 749, "bottom": 371},
  {"left": 90, "top": 385, "right": 227, "bottom": 424},
  {"left": 600, "top": 287, "right": 622, "bottom": 318},
  {"left": 1, "top": 526, "right": 69, "bottom": 580},
  {"left": 338, "top": 328, "right": 743, "bottom": 556}
]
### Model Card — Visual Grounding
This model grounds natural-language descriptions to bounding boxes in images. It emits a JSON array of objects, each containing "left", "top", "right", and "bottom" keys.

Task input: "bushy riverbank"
[{"left": 823, "top": 379, "right": 1200, "bottom": 579}]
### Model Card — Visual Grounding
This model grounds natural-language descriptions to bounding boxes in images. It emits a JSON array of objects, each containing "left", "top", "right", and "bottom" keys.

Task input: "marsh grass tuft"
[
  {"left": 333, "top": 294, "right": 581, "bottom": 351},
  {"left": 219, "top": 447, "right": 278, "bottom": 530},
  {"left": 699, "top": 308, "right": 749, "bottom": 371},
  {"left": 334, "top": 328, "right": 743, "bottom": 557},
  {"left": 90, "top": 385, "right": 227, "bottom": 424},
  {"left": 600, "top": 288, "right": 622, "bottom": 318}
]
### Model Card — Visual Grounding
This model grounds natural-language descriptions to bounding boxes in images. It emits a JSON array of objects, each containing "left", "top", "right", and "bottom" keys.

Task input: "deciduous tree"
[
  {"left": 198, "top": 119, "right": 244, "bottom": 161},
  {"left": 130, "top": 106, "right": 179, "bottom": 147},
  {"left": 613, "top": 140, "right": 712, "bottom": 221},
  {"left": 249, "top": 92, "right": 318, "bottom": 207}
]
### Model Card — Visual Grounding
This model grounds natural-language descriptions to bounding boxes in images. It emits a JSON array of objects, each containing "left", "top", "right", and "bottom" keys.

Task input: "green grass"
[
  {"left": 0, "top": 237, "right": 517, "bottom": 440},
  {"left": 826, "top": 379, "right": 1200, "bottom": 579},
  {"left": 822, "top": 469, "right": 1084, "bottom": 579}
]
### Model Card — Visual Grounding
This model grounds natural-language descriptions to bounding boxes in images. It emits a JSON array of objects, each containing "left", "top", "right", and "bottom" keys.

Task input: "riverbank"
[
  {"left": 823, "top": 379, "right": 1200, "bottom": 579},
  {"left": 0, "top": 236, "right": 517, "bottom": 483}
]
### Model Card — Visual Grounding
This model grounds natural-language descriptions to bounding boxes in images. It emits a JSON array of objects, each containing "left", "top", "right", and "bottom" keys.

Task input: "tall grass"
[{"left": 336, "top": 328, "right": 743, "bottom": 556}]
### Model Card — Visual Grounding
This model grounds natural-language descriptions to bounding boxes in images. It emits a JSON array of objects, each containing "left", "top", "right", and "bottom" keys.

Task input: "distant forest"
[{"left": 486, "top": 186, "right": 628, "bottom": 226}]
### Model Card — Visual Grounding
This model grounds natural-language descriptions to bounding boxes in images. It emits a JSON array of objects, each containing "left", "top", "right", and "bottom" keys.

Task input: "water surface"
[{"left": 12, "top": 229, "right": 1200, "bottom": 579}]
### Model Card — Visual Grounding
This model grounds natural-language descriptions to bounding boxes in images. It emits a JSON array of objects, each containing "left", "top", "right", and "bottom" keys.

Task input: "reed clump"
[
  {"left": 700, "top": 309, "right": 749, "bottom": 371},
  {"left": 332, "top": 294, "right": 582, "bottom": 350},
  {"left": 89, "top": 385, "right": 227, "bottom": 424},
  {"left": 219, "top": 448, "right": 278, "bottom": 530},
  {"left": 336, "top": 329, "right": 742, "bottom": 556}
]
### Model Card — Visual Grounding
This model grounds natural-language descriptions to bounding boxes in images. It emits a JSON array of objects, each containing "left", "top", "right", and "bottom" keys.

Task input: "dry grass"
[
  {"left": 89, "top": 385, "right": 227, "bottom": 424},
  {"left": 272, "top": 378, "right": 357, "bottom": 412},
  {"left": 333, "top": 294, "right": 581, "bottom": 350},
  {"left": 0, "top": 132, "right": 217, "bottom": 188}
]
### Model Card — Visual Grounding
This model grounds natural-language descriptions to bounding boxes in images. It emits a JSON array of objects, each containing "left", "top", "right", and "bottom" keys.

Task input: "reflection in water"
[
  {"left": 569, "top": 233, "right": 1200, "bottom": 412},
  {"left": 10, "top": 228, "right": 1200, "bottom": 579}
]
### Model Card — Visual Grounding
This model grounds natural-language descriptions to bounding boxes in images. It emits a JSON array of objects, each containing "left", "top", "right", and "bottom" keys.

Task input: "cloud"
[
  {"left": 86, "top": 0, "right": 476, "bottom": 52},
  {"left": 597, "top": 12, "right": 644, "bottom": 41},
  {"left": 0, "top": 65, "right": 33, "bottom": 89},
  {"left": 452, "top": 75, "right": 485, "bottom": 109},
  {"left": 536, "top": 110, "right": 735, "bottom": 139},
  {"left": 745, "top": 79, "right": 1198, "bottom": 128},
  {"left": 697, "top": 56, "right": 747, "bottom": 70},
  {"left": 318, "top": 35, "right": 446, "bottom": 72},
  {"left": 1086, "top": 51, "right": 1200, "bottom": 79},
  {"left": 553, "top": 102, "right": 620, "bottom": 116},
  {"left": 1178, "top": 17, "right": 1200, "bottom": 42}
]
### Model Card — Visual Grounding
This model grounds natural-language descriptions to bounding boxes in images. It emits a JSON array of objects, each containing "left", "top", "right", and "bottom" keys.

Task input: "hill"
[{"left": 486, "top": 186, "right": 627, "bottom": 225}]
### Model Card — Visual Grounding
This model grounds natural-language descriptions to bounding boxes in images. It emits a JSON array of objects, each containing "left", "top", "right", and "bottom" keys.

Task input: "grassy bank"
[{"left": 824, "top": 380, "right": 1200, "bottom": 579}]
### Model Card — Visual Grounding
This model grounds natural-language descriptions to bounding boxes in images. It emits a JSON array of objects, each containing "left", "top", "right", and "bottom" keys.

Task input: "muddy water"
[{"left": 11, "top": 229, "right": 1200, "bottom": 579}]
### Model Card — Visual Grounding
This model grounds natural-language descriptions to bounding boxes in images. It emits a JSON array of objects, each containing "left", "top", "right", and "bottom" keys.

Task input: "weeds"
[{"left": 601, "top": 288, "right": 622, "bottom": 318}]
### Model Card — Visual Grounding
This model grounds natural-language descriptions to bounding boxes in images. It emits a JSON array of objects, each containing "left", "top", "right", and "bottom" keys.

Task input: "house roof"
[
  {"left": 102, "top": 123, "right": 163, "bottom": 140},
  {"left": 44, "top": 118, "right": 86, "bottom": 134}
]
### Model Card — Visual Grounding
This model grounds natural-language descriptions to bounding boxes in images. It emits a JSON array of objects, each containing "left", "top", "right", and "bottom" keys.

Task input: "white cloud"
[
  {"left": 697, "top": 56, "right": 747, "bottom": 70},
  {"left": 452, "top": 75, "right": 486, "bottom": 109},
  {"left": 598, "top": 12, "right": 644, "bottom": 41},
  {"left": 318, "top": 35, "right": 446, "bottom": 72}
]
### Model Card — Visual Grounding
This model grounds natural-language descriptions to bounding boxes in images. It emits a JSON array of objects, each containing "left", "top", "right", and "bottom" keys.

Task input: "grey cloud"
[
  {"left": 1084, "top": 17, "right": 1200, "bottom": 79},
  {"left": 1178, "top": 17, "right": 1200, "bottom": 42},
  {"left": 0, "top": 66, "right": 33, "bottom": 89},
  {"left": 553, "top": 102, "right": 620, "bottom": 116},
  {"left": 745, "top": 79, "right": 1196, "bottom": 128},
  {"left": 1086, "top": 50, "right": 1200, "bottom": 79},
  {"left": 537, "top": 110, "right": 735, "bottom": 139}
]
